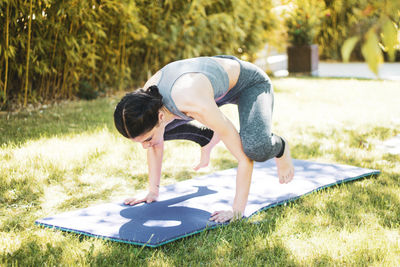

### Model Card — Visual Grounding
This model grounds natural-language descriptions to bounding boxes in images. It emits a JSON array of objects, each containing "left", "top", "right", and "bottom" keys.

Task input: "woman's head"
[{"left": 114, "top": 85, "right": 164, "bottom": 145}]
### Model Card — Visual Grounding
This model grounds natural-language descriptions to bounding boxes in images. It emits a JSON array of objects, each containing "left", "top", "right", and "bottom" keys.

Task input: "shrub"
[
  {"left": 316, "top": 0, "right": 399, "bottom": 62},
  {"left": 0, "top": 0, "right": 277, "bottom": 109},
  {"left": 285, "top": 0, "right": 326, "bottom": 46}
]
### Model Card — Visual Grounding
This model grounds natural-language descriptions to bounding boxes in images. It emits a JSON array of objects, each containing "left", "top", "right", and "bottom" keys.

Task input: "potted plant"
[{"left": 285, "top": 0, "right": 325, "bottom": 75}]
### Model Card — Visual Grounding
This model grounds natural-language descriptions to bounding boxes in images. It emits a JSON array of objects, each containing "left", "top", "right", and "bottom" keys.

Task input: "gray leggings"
[{"left": 164, "top": 56, "right": 283, "bottom": 162}]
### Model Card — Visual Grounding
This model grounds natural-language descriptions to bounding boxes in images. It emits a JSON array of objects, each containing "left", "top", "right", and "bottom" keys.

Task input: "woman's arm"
[
  {"left": 147, "top": 141, "right": 164, "bottom": 194},
  {"left": 193, "top": 103, "right": 253, "bottom": 221},
  {"left": 173, "top": 74, "right": 253, "bottom": 222},
  {"left": 124, "top": 141, "right": 164, "bottom": 205}
]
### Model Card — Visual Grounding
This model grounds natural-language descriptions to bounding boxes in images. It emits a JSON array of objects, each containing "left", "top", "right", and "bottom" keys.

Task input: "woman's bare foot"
[
  {"left": 275, "top": 140, "right": 294, "bottom": 184},
  {"left": 193, "top": 133, "right": 220, "bottom": 171}
]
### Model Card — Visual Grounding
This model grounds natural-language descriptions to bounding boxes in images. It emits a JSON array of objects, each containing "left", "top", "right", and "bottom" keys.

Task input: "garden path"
[{"left": 254, "top": 52, "right": 400, "bottom": 80}]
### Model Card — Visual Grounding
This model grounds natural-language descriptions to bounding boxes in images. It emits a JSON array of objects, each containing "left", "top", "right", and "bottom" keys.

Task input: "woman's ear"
[{"left": 158, "top": 110, "right": 164, "bottom": 123}]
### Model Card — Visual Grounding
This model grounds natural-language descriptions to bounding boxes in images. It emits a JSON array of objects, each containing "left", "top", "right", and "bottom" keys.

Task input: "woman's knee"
[{"left": 242, "top": 140, "right": 274, "bottom": 162}]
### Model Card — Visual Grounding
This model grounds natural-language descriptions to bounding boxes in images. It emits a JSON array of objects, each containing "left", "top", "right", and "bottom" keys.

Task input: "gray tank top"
[{"left": 157, "top": 57, "right": 229, "bottom": 120}]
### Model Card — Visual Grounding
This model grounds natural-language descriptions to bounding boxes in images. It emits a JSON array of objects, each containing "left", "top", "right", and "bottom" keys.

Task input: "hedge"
[{"left": 0, "top": 0, "right": 276, "bottom": 109}]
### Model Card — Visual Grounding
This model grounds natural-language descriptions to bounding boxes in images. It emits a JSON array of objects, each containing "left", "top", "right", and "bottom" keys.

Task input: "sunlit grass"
[{"left": 1, "top": 78, "right": 400, "bottom": 266}]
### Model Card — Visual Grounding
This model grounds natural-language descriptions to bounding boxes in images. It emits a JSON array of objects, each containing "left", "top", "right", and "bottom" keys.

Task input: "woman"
[{"left": 114, "top": 55, "right": 294, "bottom": 223}]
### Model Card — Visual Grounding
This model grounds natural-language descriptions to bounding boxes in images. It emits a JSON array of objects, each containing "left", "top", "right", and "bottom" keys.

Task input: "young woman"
[{"left": 114, "top": 55, "right": 294, "bottom": 223}]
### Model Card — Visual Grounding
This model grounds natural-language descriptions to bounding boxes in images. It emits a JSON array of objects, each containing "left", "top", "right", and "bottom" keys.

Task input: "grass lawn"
[{"left": 1, "top": 78, "right": 400, "bottom": 266}]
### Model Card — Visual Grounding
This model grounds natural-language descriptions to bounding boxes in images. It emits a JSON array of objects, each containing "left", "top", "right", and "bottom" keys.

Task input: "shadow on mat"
[{"left": 119, "top": 186, "right": 219, "bottom": 245}]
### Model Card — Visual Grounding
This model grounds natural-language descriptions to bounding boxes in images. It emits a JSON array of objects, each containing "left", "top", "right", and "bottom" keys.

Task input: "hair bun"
[
  {"left": 145, "top": 85, "right": 163, "bottom": 116},
  {"left": 146, "top": 85, "right": 162, "bottom": 99}
]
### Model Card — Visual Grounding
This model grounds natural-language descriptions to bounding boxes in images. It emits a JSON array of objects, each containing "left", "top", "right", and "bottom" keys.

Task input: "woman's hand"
[
  {"left": 124, "top": 191, "right": 159, "bottom": 206},
  {"left": 209, "top": 210, "right": 243, "bottom": 223}
]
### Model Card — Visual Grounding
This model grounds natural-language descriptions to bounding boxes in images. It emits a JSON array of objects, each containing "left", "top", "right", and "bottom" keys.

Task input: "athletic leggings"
[{"left": 163, "top": 56, "right": 284, "bottom": 162}]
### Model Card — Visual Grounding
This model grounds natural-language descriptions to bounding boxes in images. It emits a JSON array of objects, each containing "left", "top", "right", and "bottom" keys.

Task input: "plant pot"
[{"left": 287, "top": 44, "right": 319, "bottom": 76}]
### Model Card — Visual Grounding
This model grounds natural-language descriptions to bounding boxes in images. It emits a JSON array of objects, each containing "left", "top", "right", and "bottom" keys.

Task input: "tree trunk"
[
  {"left": 3, "top": 1, "right": 10, "bottom": 104},
  {"left": 24, "top": 0, "right": 33, "bottom": 107}
]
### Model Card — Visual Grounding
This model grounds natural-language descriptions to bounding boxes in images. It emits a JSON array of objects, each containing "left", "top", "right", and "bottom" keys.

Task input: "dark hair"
[{"left": 114, "top": 85, "right": 163, "bottom": 139}]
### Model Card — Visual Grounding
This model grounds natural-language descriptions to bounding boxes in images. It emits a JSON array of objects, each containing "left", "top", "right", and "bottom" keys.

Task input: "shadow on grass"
[
  {"left": 298, "top": 164, "right": 397, "bottom": 229},
  {"left": 2, "top": 240, "right": 65, "bottom": 266},
  {"left": 311, "top": 255, "right": 335, "bottom": 266},
  {"left": 1, "top": 203, "right": 40, "bottom": 233},
  {"left": 250, "top": 245, "right": 298, "bottom": 266},
  {"left": 292, "top": 125, "right": 398, "bottom": 166},
  {"left": 0, "top": 98, "right": 117, "bottom": 147},
  {"left": 286, "top": 126, "right": 400, "bottom": 231},
  {"left": 293, "top": 138, "right": 400, "bottom": 232},
  {"left": 0, "top": 177, "right": 43, "bottom": 209},
  {"left": 360, "top": 176, "right": 400, "bottom": 228},
  {"left": 211, "top": 147, "right": 237, "bottom": 170},
  {"left": 344, "top": 126, "right": 399, "bottom": 143},
  {"left": 211, "top": 157, "right": 237, "bottom": 170},
  {"left": 56, "top": 187, "right": 118, "bottom": 211},
  {"left": 163, "top": 169, "right": 200, "bottom": 183},
  {"left": 292, "top": 142, "right": 323, "bottom": 158}
]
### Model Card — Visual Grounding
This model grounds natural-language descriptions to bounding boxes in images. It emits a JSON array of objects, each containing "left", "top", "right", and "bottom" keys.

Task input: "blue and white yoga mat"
[{"left": 35, "top": 159, "right": 379, "bottom": 247}]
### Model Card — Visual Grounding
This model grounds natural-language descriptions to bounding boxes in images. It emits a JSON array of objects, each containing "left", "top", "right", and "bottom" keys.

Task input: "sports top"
[{"left": 157, "top": 57, "right": 230, "bottom": 120}]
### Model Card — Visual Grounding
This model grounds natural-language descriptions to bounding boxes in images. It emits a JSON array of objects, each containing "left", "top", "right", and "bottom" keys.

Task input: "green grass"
[{"left": 1, "top": 78, "right": 400, "bottom": 266}]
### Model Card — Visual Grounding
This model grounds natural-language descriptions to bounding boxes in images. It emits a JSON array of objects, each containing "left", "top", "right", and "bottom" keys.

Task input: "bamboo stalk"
[
  {"left": 49, "top": 27, "right": 59, "bottom": 98},
  {"left": 3, "top": 1, "right": 10, "bottom": 104},
  {"left": 98, "top": 2, "right": 108, "bottom": 82},
  {"left": 60, "top": 21, "right": 74, "bottom": 98},
  {"left": 120, "top": 31, "right": 126, "bottom": 90},
  {"left": 68, "top": 68, "right": 73, "bottom": 99},
  {"left": 48, "top": 10, "right": 64, "bottom": 100},
  {"left": 53, "top": 73, "right": 62, "bottom": 99},
  {"left": 60, "top": 61, "right": 68, "bottom": 98},
  {"left": 91, "top": 34, "right": 97, "bottom": 90},
  {"left": 117, "top": 32, "right": 122, "bottom": 73},
  {"left": 24, "top": 0, "right": 33, "bottom": 107},
  {"left": 143, "top": 43, "right": 152, "bottom": 83}
]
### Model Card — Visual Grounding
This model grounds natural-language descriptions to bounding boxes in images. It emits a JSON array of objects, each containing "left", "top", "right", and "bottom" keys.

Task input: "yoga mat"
[{"left": 35, "top": 159, "right": 379, "bottom": 247}]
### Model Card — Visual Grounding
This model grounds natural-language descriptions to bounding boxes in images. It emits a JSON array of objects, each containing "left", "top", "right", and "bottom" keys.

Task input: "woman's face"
[{"left": 132, "top": 122, "right": 165, "bottom": 149}]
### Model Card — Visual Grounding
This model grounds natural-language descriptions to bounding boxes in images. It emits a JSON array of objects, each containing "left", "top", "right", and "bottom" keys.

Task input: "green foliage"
[
  {"left": 361, "top": 28, "right": 384, "bottom": 74},
  {"left": 317, "top": 0, "right": 380, "bottom": 60},
  {"left": 339, "top": 0, "right": 400, "bottom": 74},
  {"left": 382, "top": 19, "right": 398, "bottom": 62},
  {"left": 285, "top": 0, "right": 326, "bottom": 46},
  {"left": 285, "top": 0, "right": 399, "bottom": 74},
  {"left": 317, "top": 0, "right": 400, "bottom": 68},
  {"left": 341, "top": 36, "right": 359, "bottom": 62},
  {"left": 0, "top": 0, "right": 277, "bottom": 109}
]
